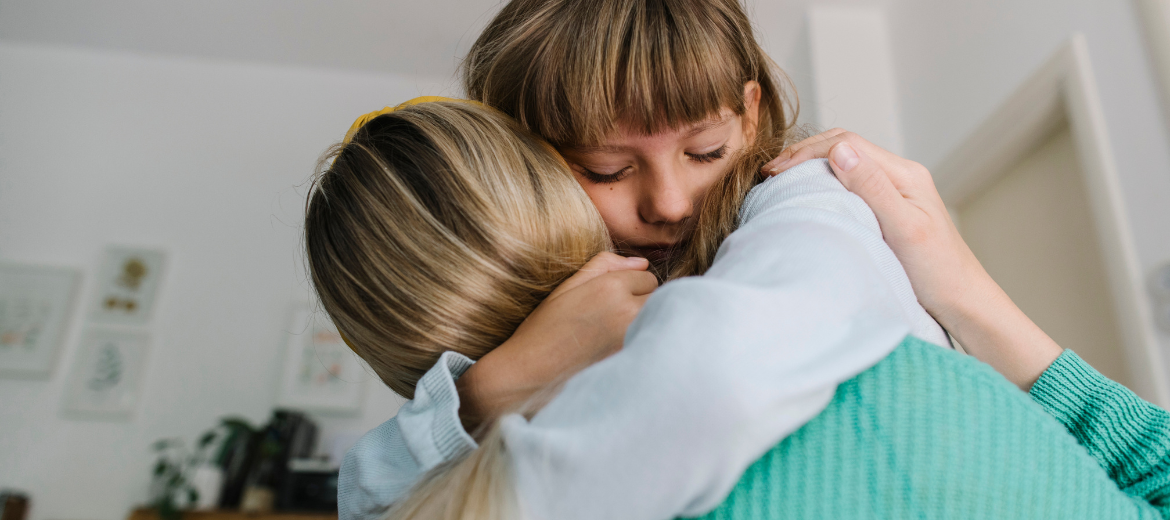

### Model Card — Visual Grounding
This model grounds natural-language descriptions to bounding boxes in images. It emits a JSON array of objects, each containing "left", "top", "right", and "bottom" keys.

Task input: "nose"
[{"left": 637, "top": 162, "right": 694, "bottom": 225}]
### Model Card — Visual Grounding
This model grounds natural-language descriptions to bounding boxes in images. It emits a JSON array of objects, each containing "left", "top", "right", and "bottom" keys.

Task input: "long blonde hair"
[
  {"left": 306, "top": 0, "right": 800, "bottom": 517},
  {"left": 305, "top": 103, "right": 775, "bottom": 520},
  {"left": 305, "top": 101, "right": 610, "bottom": 400}
]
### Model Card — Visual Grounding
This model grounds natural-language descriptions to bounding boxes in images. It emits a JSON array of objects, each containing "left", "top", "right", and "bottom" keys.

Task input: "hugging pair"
[{"left": 306, "top": 0, "right": 1170, "bottom": 519}]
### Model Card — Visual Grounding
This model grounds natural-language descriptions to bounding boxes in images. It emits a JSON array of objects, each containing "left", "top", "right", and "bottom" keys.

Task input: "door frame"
[{"left": 933, "top": 34, "right": 1170, "bottom": 407}]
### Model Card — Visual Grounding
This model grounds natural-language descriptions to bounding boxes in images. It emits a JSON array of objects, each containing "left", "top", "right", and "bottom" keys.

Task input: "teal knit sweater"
[{"left": 687, "top": 336, "right": 1170, "bottom": 519}]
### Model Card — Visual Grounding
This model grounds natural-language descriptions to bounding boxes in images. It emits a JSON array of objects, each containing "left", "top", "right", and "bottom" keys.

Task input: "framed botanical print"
[
  {"left": 89, "top": 246, "right": 165, "bottom": 326},
  {"left": 0, "top": 263, "right": 81, "bottom": 377},
  {"left": 63, "top": 326, "right": 151, "bottom": 419},
  {"left": 276, "top": 305, "right": 367, "bottom": 414}
]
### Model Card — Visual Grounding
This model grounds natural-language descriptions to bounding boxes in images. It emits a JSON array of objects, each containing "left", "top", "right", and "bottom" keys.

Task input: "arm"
[
  {"left": 500, "top": 160, "right": 919, "bottom": 520},
  {"left": 337, "top": 254, "right": 655, "bottom": 518},
  {"left": 766, "top": 130, "right": 1063, "bottom": 389},
  {"left": 1031, "top": 350, "right": 1170, "bottom": 513},
  {"left": 337, "top": 352, "right": 477, "bottom": 520},
  {"left": 767, "top": 131, "right": 1169, "bottom": 512}
]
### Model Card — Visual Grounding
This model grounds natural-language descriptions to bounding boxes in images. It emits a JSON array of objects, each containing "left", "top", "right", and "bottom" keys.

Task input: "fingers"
[
  {"left": 762, "top": 128, "right": 847, "bottom": 175},
  {"left": 826, "top": 142, "right": 911, "bottom": 225},
  {"left": 550, "top": 252, "right": 650, "bottom": 297},
  {"left": 764, "top": 130, "right": 908, "bottom": 180},
  {"left": 603, "top": 269, "right": 659, "bottom": 296},
  {"left": 579, "top": 251, "right": 651, "bottom": 273},
  {"left": 772, "top": 131, "right": 856, "bottom": 173}
]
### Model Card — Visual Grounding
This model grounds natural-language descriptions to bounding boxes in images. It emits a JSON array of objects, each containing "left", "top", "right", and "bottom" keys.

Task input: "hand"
[
  {"left": 763, "top": 129, "right": 1063, "bottom": 389},
  {"left": 456, "top": 252, "right": 657, "bottom": 430}
]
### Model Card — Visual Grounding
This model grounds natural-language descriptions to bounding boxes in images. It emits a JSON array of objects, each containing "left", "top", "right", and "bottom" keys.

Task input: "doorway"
[
  {"left": 932, "top": 35, "right": 1168, "bottom": 405},
  {"left": 955, "top": 124, "right": 1131, "bottom": 386}
]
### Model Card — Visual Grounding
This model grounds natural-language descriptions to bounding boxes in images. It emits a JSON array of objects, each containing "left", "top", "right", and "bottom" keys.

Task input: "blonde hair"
[
  {"left": 304, "top": 101, "right": 610, "bottom": 400},
  {"left": 305, "top": 102, "right": 774, "bottom": 520},
  {"left": 463, "top": 0, "right": 797, "bottom": 147},
  {"left": 307, "top": 1, "right": 802, "bottom": 518}
]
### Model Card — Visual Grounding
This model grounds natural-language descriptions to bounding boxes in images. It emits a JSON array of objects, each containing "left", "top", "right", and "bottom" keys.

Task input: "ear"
[{"left": 742, "top": 81, "right": 762, "bottom": 143}]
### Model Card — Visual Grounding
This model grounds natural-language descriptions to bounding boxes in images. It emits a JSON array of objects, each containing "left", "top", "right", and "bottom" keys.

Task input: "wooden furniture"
[{"left": 128, "top": 508, "right": 336, "bottom": 520}]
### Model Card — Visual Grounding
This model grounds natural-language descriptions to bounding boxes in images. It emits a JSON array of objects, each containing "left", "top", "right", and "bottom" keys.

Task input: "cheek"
[{"left": 578, "top": 182, "right": 641, "bottom": 240}]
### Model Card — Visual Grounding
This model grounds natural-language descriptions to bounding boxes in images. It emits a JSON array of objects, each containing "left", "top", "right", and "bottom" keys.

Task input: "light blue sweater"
[{"left": 339, "top": 159, "right": 950, "bottom": 520}]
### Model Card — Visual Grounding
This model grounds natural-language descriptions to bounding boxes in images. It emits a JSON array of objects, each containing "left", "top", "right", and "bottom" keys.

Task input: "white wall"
[
  {"left": 883, "top": 0, "right": 1170, "bottom": 358},
  {"left": 0, "top": 43, "right": 452, "bottom": 520},
  {"left": 807, "top": 6, "right": 904, "bottom": 154}
]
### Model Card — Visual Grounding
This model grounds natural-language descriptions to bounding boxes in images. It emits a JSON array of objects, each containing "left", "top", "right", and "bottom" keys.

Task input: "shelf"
[{"left": 128, "top": 508, "right": 336, "bottom": 520}]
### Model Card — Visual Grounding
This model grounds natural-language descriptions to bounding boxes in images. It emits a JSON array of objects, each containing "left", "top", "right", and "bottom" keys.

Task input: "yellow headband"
[{"left": 343, "top": 96, "right": 479, "bottom": 143}]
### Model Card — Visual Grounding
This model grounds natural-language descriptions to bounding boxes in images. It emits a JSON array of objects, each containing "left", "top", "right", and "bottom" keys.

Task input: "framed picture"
[
  {"left": 277, "top": 306, "right": 367, "bottom": 414},
  {"left": 62, "top": 326, "right": 150, "bottom": 419},
  {"left": 89, "top": 246, "right": 165, "bottom": 326},
  {"left": 0, "top": 263, "right": 81, "bottom": 377}
]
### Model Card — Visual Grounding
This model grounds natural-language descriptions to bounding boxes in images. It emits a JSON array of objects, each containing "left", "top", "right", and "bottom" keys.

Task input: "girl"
[
  {"left": 332, "top": 1, "right": 946, "bottom": 516},
  {"left": 325, "top": 0, "right": 1169, "bottom": 517},
  {"left": 309, "top": 99, "right": 1170, "bottom": 520}
]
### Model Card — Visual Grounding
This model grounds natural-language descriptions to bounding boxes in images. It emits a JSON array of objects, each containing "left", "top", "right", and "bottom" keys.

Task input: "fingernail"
[
  {"left": 765, "top": 159, "right": 791, "bottom": 174},
  {"left": 831, "top": 143, "right": 859, "bottom": 172}
]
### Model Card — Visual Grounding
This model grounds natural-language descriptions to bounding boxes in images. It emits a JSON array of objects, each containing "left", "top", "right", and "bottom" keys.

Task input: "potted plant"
[{"left": 148, "top": 417, "right": 258, "bottom": 520}]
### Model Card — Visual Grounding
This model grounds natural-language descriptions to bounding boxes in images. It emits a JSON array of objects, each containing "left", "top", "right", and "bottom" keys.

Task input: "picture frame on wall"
[
  {"left": 0, "top": 263, "right": 81, "bottom": 378},
  {"left": 277, "top": 305, "right": 368, "bottom": 414},
  {"left": 62, "top": 326, "right": 150, "bottom": 419},
  {"left": 89, "top": 246, "right": 166, "bottom": 326}
]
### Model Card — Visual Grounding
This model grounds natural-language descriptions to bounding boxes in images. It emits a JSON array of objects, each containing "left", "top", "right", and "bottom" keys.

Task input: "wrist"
[
  {"left": 454, "top": 359, "right": 491, "bottom": 433},
  {"left": 932, "top": 271, "right": 1063, "bottom": 389},
  {"left": 453, "top": 335, "right": 543, "bottom": 433}
]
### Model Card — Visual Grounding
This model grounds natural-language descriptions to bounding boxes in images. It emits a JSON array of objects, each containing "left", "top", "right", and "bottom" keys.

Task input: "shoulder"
[
  {"left": 740, "top": 159, "right": 881, "bottom": 237},
  {"left": 338, "top": 418, "right": 420, "bottom": 520}
]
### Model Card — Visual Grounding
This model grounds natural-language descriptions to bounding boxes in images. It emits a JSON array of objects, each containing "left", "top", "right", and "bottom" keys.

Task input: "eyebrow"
[
  {"left": 683, "top": 115, "right": 731, "bottom": 138},
  {"left": 570, "top": 115, "right": 732, "bottom": 155}
]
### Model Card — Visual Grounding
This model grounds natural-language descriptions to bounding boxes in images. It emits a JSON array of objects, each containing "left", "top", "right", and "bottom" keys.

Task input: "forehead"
[{"left": 567, "top": 110, "right": 737, "bottom": 155}]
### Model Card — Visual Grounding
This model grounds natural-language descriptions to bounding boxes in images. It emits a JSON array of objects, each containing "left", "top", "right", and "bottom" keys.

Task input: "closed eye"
[
  {"left": 687, "top": 144, "right": 728, "bottom": 164},
  {"left": 577, "top": 165, "right": 633, "bottom": 184}
]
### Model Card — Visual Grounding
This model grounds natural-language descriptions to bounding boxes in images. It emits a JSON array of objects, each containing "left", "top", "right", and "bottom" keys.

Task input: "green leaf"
[
  {"left": 197, "top": 431, "right": 217, "bottom": 448},
  {"left": 153, "top": 460, "right": 167, "bottom": 476},
  {"left": 187, "top": 488, "right": 199, "bottom": 504},
  {"left": 220, "top": 417, "right": 255, "bottom": 433}
]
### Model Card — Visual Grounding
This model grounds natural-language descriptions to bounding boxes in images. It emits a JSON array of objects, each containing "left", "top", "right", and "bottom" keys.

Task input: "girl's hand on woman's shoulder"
[
  {"left": 762, "top": 130, "right": 1063, "bottom": 390},
  {"left": 763, "top": 129, "right": 977, "bottom": 318},
  {"left": 456, "top": 252, "right": 657, "bottom": 431}
]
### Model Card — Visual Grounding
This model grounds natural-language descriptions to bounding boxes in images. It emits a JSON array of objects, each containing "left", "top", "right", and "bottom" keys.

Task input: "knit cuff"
[
  {"left": 1030, "top": 350, "right": 1170, "bottom": 490},
  {"left": 398, "top": 351, "right": 479, "bottom": 474},
  {"left": 422, "top": 351, "right": 478, "bottom": 461}
]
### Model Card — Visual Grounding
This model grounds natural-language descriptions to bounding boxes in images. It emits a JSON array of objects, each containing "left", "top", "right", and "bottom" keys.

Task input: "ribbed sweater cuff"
[
  {"left": 1030, "top": 350, "right": 1170, "bottom": 491},
  {"left": 418, "top": 352, "right": 478, "bottom": 461}
]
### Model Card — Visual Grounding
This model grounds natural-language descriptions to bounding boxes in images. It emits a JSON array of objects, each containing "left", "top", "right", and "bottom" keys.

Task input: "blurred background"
[{"left": 2, "top": 1, "right": 1170, "bottom": 520}]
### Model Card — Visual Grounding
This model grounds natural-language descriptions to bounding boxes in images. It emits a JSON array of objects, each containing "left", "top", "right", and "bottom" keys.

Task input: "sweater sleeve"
[
  {"left": 501, "top": 160, "right": 925, "bottom": 520},
  {"left": 1030, "top": 350, "right": 1170, "bottom": 513},
  {"left": 337, "top": 351, "right": 478, "bottom": 520}
]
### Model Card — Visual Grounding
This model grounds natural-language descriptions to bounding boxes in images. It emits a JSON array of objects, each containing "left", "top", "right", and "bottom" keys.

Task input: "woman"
[
  {"left": 334, "top": 1, "right": 948, "bottom": 515},
  {"left": 311, "top": 100, "right": 1170, "bottom": 520},
  {"left": 330, "top": 0, "right": 1168, "bottom": 517}
]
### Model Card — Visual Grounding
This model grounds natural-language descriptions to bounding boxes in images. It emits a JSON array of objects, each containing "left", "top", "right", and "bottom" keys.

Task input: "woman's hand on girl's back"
[
  {"left": 455, "top": 252, "right": 657, "bottom": 431},
  {"left": 762, "top": 130, "right": 1063, "bottom": 390}
]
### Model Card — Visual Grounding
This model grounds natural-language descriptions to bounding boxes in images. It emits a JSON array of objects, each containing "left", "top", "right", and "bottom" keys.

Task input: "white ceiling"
[
  {"left": 0, "top": 0, "right": 509, "bottom": 79},
  {"left": 0, "top": 0, "right": 874, "bottom": 80}
]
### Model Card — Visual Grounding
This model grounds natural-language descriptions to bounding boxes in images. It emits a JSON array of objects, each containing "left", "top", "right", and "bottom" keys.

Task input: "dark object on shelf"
[
  {"left": 267, "top": 410, "right": 319, "bottom": 511},
  {"left": 0, "top": 491, "right": 29, "bottom": 520},
  {"left": 217, "top": 421, "right": 261, "bottom": 509},
  {"left": 277, "top": 460, "right": 338, "bottom": 513},
  {"left": 215, "top": 410, "right": 319, "bottom": 512}
]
